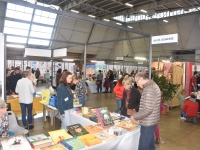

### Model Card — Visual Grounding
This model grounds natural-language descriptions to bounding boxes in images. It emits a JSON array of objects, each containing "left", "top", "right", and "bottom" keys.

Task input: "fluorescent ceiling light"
[
  {"left": 125, "top": 3, "right": 133, "bottom": 7},
  {"left": 116, "top": 22, "right": 122, "bottom": 25},
  {"left": 91, "top": 60, "right": 97, "bottom": 62},
  {"left": 71, "top": 9, "right": 79, "bottom": 13},
  {"left": 88, "top": 15, "right": 96, "bottom": 18},
  {"left": 140, "top": 9, "right": 147, "bottom": 13},
  {"left": 162, "top": 60, "right": 170, "bottom": 63},
  {"left": 103, "top": 19, "right": 110, "bottom": 22},
  {"left": 163, "top": 20, "right": 168, "bottom": 23},
  {"left": 6, "top": 44, "right": 25, "bottom": 48},
  {"left": 127, "top": 26, "right": 133, "bottom": 28},
  {"left": 135, "top": 57, "right": 146, "bottom": 60},
  {"left": 63, "top": 59, "right": 74, "bottom": 61}
]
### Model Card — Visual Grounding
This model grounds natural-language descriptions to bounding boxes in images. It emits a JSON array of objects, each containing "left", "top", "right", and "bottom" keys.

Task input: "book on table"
[
  {"left": 84, "top": 125, "right": 103, "bottom": 134},
  {"left": 116, "top": 121, "right": 138, "bottom": 131},
  {"left": 41, "top": 144, "right": 67, "bottom": 150},
  {"left": 95, "top": 107, "right": 114, "bottom": 127},
  {"left": 1, "top": 134, "right": 33, "bottom": 150},
  {"left": 26, "top": 134, "right": 52, "bottom": 149},
  {"left": 94, "top": 132, "right": 117, "bottom": 141},
  {"left": 48, "top": 129, "right": 72, "bottom": 144},
  {"left": 67, "top": 123, "right": 89, "bottom": 138},
  {"left": 60, "top": 138, "right": 85, "bottom": 150},
  {"left": 77, "top": 134, "right": 102, "bottom": 147}
]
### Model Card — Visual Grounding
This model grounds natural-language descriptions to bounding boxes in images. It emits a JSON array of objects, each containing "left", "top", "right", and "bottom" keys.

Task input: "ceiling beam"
[
  {"left": 1, "top": 0, "right": 150, "bottom": 36},
  {"left": 63, "top": 0, "right": 90, "bottom": 10},
  {"left": 110, "top": 0, "right": 134, "bottom": 10},
  {"left": 57, "top": 0, "right": 68, "bottom": 6},
  {"left": 93, "top": 0, "right": 108, "bottom": 6}
]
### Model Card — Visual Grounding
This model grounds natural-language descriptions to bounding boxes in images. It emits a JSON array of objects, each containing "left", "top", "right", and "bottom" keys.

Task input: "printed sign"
[{"left": 152, "top": 34, "right": 178, "bottom": 45}]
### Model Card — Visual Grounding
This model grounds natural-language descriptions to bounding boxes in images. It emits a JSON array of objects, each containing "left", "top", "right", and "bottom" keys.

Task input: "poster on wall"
[
  {"left": 31, "top": 61, "right": 37, "bottom": 71},
  {"left": 86, "top": 64, "right": 95, "bottom": 78},
  {"left": 95, "top": 64, "right": 106, "bottom": 76}
]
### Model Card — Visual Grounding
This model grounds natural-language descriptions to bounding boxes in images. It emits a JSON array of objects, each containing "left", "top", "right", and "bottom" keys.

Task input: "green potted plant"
[{"left": 152, "top": 72, "right": 180, "bottom": 114}]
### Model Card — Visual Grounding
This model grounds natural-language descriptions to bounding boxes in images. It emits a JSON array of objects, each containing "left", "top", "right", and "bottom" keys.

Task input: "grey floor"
[{"left": 19, "top": 83, "right": 200, "bottom": 150}]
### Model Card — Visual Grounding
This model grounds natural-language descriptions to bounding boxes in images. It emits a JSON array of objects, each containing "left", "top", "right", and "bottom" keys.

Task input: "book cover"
[
  {"left": 61, "top": 138, "right": 85, "bottom": 150},
  {"left": 67, "top": 124, "right": 89, "bottom": 138},
  {"left": 77, "top": 134, "right": 102, "bottom": 147},
  {"left": 106, "top": 126, "right": 127, "bottom": 136},
  {"left": 116, "top": 121, "right": 138, "bottom": 131},
  {"left": 94, "top": 132, "right": 116, "bottom": 141},
  {"left": 95, "top": 107, "right": 114, "bottom": 127},
  {"left": 1, "top": 135, "right": 33, "bottom": 150},
  {"left": 26, "top": 134, "right": 52, "bottom": 149},
  {"left": 41, "top": 144, "right": 66, "bottom": 150},
  {"left": 84, "top": 125, "right": 103, "bottom": 134},
  {"left": 48, "top": 129, "right": 72, "bottom": 144}
]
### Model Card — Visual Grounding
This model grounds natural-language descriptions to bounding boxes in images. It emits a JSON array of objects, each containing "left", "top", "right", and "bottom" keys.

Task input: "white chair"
[{"left": 7, "top": 111, "right": 29, "bottom": 136}]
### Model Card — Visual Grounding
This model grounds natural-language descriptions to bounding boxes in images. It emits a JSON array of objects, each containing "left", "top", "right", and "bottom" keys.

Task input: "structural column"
[
  {"left": 149, "top": 36, "right": 152, "bottom": 79},
  {"left": 84, "top": 43, "right": 87, "bottom": 81}
]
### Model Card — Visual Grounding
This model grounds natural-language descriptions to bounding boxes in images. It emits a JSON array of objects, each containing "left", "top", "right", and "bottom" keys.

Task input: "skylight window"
[
  {"left": 7, "top": 36, "right": 27, "bottom": 43},
  {"left": 28, "top": 38, "right": 49, "bottom": 46},
  {"left": 6, "top": 3, "right": 33, "bottom": 21},
  {"left": 30, "top": 24, "right": 53, "bottom": 39}
]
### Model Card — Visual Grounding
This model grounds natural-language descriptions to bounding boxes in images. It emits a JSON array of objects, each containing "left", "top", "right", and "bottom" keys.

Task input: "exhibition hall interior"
[{"left": 0, "top": 0, "right": 200, "bottom": 150}]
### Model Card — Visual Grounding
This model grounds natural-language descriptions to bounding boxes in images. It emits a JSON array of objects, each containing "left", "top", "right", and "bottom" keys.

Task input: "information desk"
[
  {"left": 87, "top": 81, "right": 105, "bottom": 94},
  {"left": 67, "top": 110, "right": 140, "bottom": 150},
  {"left": 6, "top": 96, "right": 43, "bottom": 117}
]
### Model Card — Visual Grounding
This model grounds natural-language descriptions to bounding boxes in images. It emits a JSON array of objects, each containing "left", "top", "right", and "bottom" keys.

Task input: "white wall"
[{"left": 0, "top": 33, "right": 5, "bottom": 100}]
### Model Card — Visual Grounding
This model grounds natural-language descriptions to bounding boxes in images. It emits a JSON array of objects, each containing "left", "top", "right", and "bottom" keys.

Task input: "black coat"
[{"left": 121, "top": 86, "right": 141, "bottom": 117}]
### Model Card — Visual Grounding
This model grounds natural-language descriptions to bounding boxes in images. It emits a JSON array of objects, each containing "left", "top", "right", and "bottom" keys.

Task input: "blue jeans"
[
  {"left": 110, "top": 80, "right": 113, "bottom": 92},
  {"left": 46, "top": 79, "right": 50, "bottom": 86},
  {"left": 181, "top": 110, "right": 187, "bottom": 118},
  {"left": 97, "top": 80, "right": 102, "bottom": 93},
  {"left": 20, "top": 103, "right": 33, "bottom": 128},
  {"left": 115, "top": 98, "right": 121, "bottom": 114},
  {"left": 139, "top": 125, "right": 156, "bottom": 150},
  {"left": 78, "top": 95, "right": 88, "bottom": 107}
]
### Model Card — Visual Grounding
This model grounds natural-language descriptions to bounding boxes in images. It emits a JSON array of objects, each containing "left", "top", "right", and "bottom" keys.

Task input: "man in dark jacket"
[
  {"left": 109, "top": 70, "right": 114, "bottom": 93},
  {"left": 9, "top": 67, "right": 22, "bottom": 93}
]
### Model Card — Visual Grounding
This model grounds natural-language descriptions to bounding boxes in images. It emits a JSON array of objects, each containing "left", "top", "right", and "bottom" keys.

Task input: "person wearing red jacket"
[
  {"left": 181, "top": 93, "right": 199, "bottom": 123},
  {"left": 113, "top": 77, "right": 124, "bottom": 113}
]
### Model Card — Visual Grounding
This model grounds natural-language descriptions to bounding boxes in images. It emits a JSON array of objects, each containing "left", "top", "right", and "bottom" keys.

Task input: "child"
[
  {"left": 103, "top": 74, "right": 110, "bottom": 93},
  {"left": 177, "top": 89, "right": 186, "bottom": 117}
]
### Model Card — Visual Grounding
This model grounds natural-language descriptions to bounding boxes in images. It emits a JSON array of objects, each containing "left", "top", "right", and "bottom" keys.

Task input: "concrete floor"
[{"left": 19, "top": 84, "right": 200, "bottom": 150}]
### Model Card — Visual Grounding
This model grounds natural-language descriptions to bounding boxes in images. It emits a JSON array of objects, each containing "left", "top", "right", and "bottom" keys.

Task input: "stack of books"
[
  {"left": 77, "top": 134, "right": 102, "bottom": 146},
  {"left": 48, "top": 129, "right": 72, "bottom": 144},
  {"left": 67, "top": 124, "right": 89, "bottom": 138}
]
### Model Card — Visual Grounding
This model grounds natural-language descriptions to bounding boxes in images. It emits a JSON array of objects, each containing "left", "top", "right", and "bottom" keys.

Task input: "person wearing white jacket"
[{"left": 15, "top": 71, "right": 35, "bottom": 130}]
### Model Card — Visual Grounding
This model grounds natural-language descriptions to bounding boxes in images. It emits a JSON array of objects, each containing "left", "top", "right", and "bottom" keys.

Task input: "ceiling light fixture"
[
  {"left": 116, "top": 22, "right": 122, "bottom": 25},
  {"left": 103, "top": 19, "right": 110, "bottom": 22},
  {"left": 140, "top": 9, "right": 147, "bottom": 13},
  {"left": 6, "top": 44, "right": 25, "bottom": 48},
  {"left": 125, "top": 3, "right": 133, "bottom": 7},
  {"left": 71, "top": 9, "right": 79, "bottom": 13},
  {"left": 127, "top": 26, "right": 133, "bottom": 28},
  {"left": 135, "top": 57, "right": 146, "bottom": 60},
  {"left": 163, "top": 20, "right": 168, "bottom": 23},
  {"left": 88, "top": 15, "right": 96, "bottom": 18},
  {"left": 91, "top": 60, "right": 97, "bottom": 63},
  {"left": 162, "top": 60, "right": 170, "bottom": 63},
  {"left": 63, "top": 59, "right": 74, "bottom": 61}
]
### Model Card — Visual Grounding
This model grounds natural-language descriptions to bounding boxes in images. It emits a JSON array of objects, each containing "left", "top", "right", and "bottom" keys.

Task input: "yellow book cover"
[
  {"left": 77, "top": 134, "right": 102, "bottom": 146},
  {"left": 94, "top": 132, "right": 117, "bottom": 141},
  {"left": 41, "top": 90, "right": 50, "bottom": 104},
  {"left": 41, "top": 144, "right": 66, "bottom": 150},
  {"left": 117, "top": 121, "right": 137, "bottom": 131},
  {"left": 84, "top": 125, "right": 103, "bottom": 134},
  {"left": 48, "top": 129, "right": 72, "bottom": 144}
]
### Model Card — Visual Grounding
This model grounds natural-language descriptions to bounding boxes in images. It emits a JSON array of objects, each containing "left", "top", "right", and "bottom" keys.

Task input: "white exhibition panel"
[
  {"left": 25, "top": 48, "right": 51, "bottom": 57},
  {"left": 0, "top": 33, "right": 4, "bottom": 100},
  {"left": 67, "top": 109, "right": 140, "bottom": 150},
  {"left": 152, "top": 34, "right": 178, "bottom": 45},
  {"left": 87, "top": 81, "right": 105, "bottom": 94},
  {"left": 53, "top": 48, "right": 67, "bottom": 57}
]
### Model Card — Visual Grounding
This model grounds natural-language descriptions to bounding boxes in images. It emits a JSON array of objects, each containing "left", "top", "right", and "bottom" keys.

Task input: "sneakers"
[
  {"left": 29, "top": 125, "right": 34, "bottom": 130},
  {"left": 155, "top": 138, "right": 166, "bottom": 144},
  {"left": 24, "top": 126, "right": 28, "bottom": 130}
]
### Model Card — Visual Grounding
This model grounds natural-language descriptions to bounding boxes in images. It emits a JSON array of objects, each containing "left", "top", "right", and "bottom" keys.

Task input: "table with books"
[
  {"left": 86, "top": 81, "right": 105, "bottom": 94},
  {"left": 0, "top": 107, "right": 140, "bottom": 150}
]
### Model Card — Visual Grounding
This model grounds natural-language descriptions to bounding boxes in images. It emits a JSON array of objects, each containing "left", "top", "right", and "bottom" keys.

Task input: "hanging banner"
[
  {"left": 95, "top": 64, "right": 106, "bottom": 75},
  {"left": 152, "top": 34, "right": 178, "bottom": 45},
  {"left": 86, "top": 64, "right": 95, "bottom": 78}
]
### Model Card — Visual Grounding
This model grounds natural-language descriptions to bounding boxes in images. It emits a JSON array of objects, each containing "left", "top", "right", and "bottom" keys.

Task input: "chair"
[{"left": 7, "top": 111, "right": 29, "bottom": 136}]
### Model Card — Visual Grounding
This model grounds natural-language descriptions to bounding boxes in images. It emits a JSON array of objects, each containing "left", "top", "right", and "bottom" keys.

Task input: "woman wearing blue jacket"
[{"left": 57, "top": 71, "right": 73, "bottom": 129}]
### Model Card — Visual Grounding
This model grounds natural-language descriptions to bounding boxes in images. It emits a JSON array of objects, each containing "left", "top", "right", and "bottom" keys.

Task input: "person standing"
[
  {"left": 103, "top": 74, "right": 110, "bottom": 93},
  {"left": 96, "top": 70, "right": 103, "bottom": 93},
  {"left": 130, "top": 72, "right": 161, "bottom": 150},
  {"left": 15, "top": 71, "right": 35, "bottom": 130},
  {"left": 26, "top": 66, "right": 37, "bottom": 91},
  {"left": 56, "top": 69, "right": 62, "bottom": 87},
  {"left": 191, "top": 71, "right": 198, "bottom": 92},
  {"left": 72, "top": 74, "right": 88, "bottom": 106},
  {"left": 113, "top": 77, "right": 124, "bottom": 114},
  {"left": 0, "top": 100, "right": 9, "bottom": 138},
  {"left": 9, "top": 67, "right": 22, "bottom": 93},
  {"left": 45, "top": 70, "right": 51, "bottom": 87},
  {"left": 121, "top": 78, "right": 141, "bottom": 117},
  {"left": 6, "top": 69, "right": 11, "bottom": 95},
  {"left": 109, "top": 70, "right": 114, "bottom": 93},
  {"left": 35, "top": 68, "right": 40, "bottom": 83},
  {"left": 57, "top": 72, "right": 73, "bottom": 129}
]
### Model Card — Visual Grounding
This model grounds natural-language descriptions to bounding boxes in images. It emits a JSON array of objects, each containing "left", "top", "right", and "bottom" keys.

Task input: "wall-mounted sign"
[
  {"left": 152, "top": 34, "right": 178, "bottom": 45},
  {"left": 138, "top": 62, "right": 143, "bottom": 64},
  {"left": 116, "top": 57, "right": 124, "bottom": 60},
  {"left": 25, "top": 48, "right": 51, "bottom": 57},
  {"left": 54, "top": 48, "right": 67, "bottom": 57}
]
